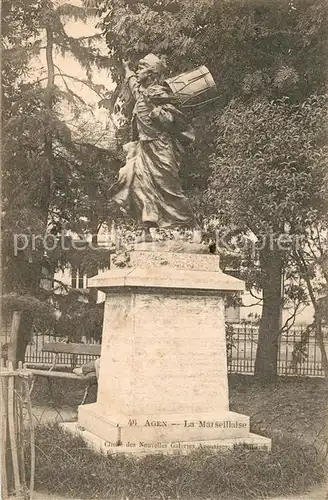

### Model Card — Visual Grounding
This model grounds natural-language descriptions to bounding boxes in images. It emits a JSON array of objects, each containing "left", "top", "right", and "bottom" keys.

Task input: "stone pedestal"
[{"left": 63, "top": 244, "right": 271, "bottom": 454}]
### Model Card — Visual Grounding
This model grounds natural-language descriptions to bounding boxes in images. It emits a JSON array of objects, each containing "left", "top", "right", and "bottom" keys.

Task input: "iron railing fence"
[
  {"left": 227, "top": 324, "right": 328, "bottom": 377},
  {"left": 1, "top": 324, "right": 327, "bottom": 377}
]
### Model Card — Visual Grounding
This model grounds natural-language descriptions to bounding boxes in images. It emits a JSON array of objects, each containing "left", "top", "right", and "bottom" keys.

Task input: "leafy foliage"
[
  {"left": 207, "top": 94, "right": 328, "bottom": 233},
  {"left": 53, "top": 290, "right": 104, "bottom": 342},
  {"left": 1, "top": 0, "right": 120, "bottom": 353}
]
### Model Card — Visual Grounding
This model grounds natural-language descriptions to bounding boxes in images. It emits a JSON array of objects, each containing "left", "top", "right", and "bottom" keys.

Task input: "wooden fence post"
[
  {"left": 0, "top": 370, "right": 8, "bottom": 499},
  {"left": 8, "top": 311, "right": 22, "bottom": 368},
  {"left": 0, "top": 360, "right": 35, "bottom": 499}
]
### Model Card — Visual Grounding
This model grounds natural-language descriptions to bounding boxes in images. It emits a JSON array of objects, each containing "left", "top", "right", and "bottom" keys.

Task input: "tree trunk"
[
  {"left": 13, "top": 269, "right": 40, "bottom": 363},
  {"left": 40, "top": 26, "right": 55, "bottom": 221},
  {"left": 7, "top": 311, "right": 22, "bottom": 367},
  {"left": 87, "top": 232, "right": 99, "bottom": 305},
  {"left": 16, "top": 314, "right": 34, "bottom": 363},
  {"left": 314, "top": 317, "right": 328, "bottom": 378},
  {"left": 254, "top": 243, "right": 283, "bottom": 380},
  {"left": 15, "top": 26, "right": 55, "bottom": 363}
]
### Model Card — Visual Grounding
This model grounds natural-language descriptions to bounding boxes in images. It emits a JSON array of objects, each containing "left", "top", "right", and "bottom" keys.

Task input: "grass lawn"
[
  {"left": 27, "top": 373, "right": 328, "bottom": 499},
  {"left": 229, "top": 375, "right": 328, "bottom": 452}
]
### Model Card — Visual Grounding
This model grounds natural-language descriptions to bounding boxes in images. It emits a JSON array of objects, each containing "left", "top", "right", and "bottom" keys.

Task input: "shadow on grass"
[{"left": 25, "top": 422, "right": 327, "bottom": 500}]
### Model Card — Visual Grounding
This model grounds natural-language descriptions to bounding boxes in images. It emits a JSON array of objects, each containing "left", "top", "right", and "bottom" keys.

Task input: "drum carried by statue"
[
  {"left": 163, "top": 65, "right": 217, "bottom": 107},
  {"left": 108, "top": 64, "right": 217, "bottom": 127}
]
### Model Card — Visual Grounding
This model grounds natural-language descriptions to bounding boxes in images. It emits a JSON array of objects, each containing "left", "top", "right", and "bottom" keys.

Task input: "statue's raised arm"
[{"left": 123, "top": 60, "right": 140, "bottom": 101}]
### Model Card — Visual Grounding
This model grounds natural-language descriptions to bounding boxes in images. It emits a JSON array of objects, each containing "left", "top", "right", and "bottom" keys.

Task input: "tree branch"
[
  {"left": 54, "top": 64, "right": 94, "bottom": 112},
  {"left": 41, "top": 277, "right": 70, "bottom": 293},
  {"left": 279, "top": 299, "right": 301, "bottom": 335},
  {"left": 249, "top": 289, "right": 263, "bottom": 301},
  {"left": 241, "top": 299, "right": 262, "bottom": 307},
  {"left": 52, "top": 72, "right": 104, "bottom": 98}
]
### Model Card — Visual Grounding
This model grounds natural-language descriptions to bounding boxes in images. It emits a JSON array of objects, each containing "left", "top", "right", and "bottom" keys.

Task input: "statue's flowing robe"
[{"left": 109, "top": 76, "right": 195, "bottom": 228}]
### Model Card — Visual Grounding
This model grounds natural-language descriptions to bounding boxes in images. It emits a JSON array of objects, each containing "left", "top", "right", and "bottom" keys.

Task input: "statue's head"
[{"left": 136, "top": 53, "right": 165, "bottom": 86}]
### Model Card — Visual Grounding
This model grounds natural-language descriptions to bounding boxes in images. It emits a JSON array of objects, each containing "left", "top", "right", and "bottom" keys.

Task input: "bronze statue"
[{"left": 109, "top": 54, "right": 196, "bottom": 242}]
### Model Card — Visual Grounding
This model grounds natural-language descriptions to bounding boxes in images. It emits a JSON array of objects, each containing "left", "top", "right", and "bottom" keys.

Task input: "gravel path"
[{"left": 31, "top": 405, "right": 77, "bottom": 424}]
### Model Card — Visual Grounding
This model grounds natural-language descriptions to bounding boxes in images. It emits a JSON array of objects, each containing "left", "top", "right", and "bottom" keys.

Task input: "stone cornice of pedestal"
[{"left": 88, "top": 266, "right": 245, "bottom": 293}]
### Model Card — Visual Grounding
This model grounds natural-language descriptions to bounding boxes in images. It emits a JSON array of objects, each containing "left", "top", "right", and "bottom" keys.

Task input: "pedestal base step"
[
  {"left": 78, "top": 404, "right": 251, "bottom": 442},
  {"left": 61, "top": 422, "right": 271, "bottom": 455}
]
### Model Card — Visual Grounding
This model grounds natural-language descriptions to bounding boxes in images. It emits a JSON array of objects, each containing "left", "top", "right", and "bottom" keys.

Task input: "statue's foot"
[
  {"left": 141, "top": 228, "right": 153, "bottom": 243},
  {"left": 135, "top": 227, "right": 153, "bottom": 243},
  {"left": 192, "top": 228, "right": 203, "bottom": 244}
]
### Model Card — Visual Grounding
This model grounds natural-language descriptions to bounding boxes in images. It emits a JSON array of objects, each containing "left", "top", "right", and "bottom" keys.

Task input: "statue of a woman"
[{"left": 109, "top": 54, "right": 196, "bottom": 242}]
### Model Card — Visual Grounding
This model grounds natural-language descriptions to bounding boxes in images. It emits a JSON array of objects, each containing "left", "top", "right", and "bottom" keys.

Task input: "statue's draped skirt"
[{"left": 112, "top": 138, "right": 193, "bottom": 228}]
